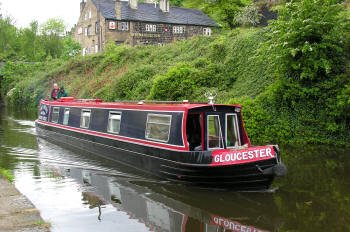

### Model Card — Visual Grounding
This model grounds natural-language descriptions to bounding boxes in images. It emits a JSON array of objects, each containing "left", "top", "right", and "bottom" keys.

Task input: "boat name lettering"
[
  {"left": 211, "top": 215, "right": 266, "bottom": 232},
  {"left": 212, "top": 147, "right": 275, "bottom": 165}
]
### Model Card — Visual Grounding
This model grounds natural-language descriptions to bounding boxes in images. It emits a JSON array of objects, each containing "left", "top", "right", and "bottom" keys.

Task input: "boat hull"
[{"left": 36, "top": 122, "right": 280, "bottom": 191}]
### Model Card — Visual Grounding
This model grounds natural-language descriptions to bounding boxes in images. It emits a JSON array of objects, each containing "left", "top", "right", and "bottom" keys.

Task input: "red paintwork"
[
  {"left": 36, "top": 120, "right": 189, "bottom": 152},
  {"left": 210, "top": 145, "right": 276, "bottom": 166}
]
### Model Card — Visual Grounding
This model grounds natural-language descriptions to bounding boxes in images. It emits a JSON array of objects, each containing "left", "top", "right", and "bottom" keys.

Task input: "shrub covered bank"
[{"left": 1, "top": 0, "right": 349, "bottom": 146}]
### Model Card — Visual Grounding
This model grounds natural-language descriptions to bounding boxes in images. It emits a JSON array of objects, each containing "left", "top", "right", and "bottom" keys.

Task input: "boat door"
[
  {"left": 205, "top": 112, "right": 242, "bottom": 150},
  {"left": 206, "top": 113, "right": 225, "bottom": 150}
]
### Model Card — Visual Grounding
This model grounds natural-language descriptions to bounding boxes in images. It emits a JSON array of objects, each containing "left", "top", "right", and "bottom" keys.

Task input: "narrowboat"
[{"left": 35, "top": 97, "right": 286, "bottom": 190}]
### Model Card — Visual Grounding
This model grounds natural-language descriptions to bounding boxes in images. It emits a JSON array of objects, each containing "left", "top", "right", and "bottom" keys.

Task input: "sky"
[{"left": 0, "top": 0, "right": 81, "bottom": 30}]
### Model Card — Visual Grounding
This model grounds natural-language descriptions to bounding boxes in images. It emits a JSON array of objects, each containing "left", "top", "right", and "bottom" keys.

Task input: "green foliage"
[
  {"left": 234, "top": 4, "right": 262, "bottom": 27},
  {"left": 0, "top": 17, "right": 18, "bottom": 61},
  {"left": 0, "top": 17, "right": 79, "bottom": 62},
  {"left": 40, "top": 18, "right": 65, "bottom": 36},
  {"left": 149, "top": 63, "right": 197, "bottom": 100},
  {"left": 268, "top": 0, "right": 349, "bottom": 82},
  {"left": 0, "top": 168, "right": 14, "bottom": 182},
  {"left": 183, "top": 0, "right": 248, "bottom": 28}
]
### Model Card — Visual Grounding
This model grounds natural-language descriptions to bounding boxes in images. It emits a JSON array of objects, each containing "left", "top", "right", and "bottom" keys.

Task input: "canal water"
[{"left": 0, "top": 108, "right": 349, "bottom": 232}]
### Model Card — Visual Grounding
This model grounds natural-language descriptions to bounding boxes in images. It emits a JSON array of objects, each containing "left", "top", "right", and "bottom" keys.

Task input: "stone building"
[{"left": 74, "top": 0, "right": 218, "bottom": 55}]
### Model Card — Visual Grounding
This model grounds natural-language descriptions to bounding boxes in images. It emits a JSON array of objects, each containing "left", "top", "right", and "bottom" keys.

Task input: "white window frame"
[
  {"left": 63, "top": 108, "right": 70, "bottom": 125},
  {"left": 80, "top": 109, "right": 91, "bottom": 129},
  {"left": 225, "top": 114, "right": 241, "bottom": 148},
  {"left": 145, "top": 114, "right": 172, "bottom": 143},
  {"left": 146, "top": 24, "right": 157, "bottom": 32},
  {"left": 118, "top": 21, "right": 129, "bottom": 31},
  {"left": 207, "top": 115, "right": 224, "bottom": 150},
  {"left": 51, "top": 107, "right": 60, "bottom": 123},
  {"left": 203, "top": 27, "right": 212, "bottom": 36},
  {"left": 173, "top": 26, "right": 185, "bottom": 34},
  {"left": 107, "top": 111, "right": 122, "bottom": 134}
]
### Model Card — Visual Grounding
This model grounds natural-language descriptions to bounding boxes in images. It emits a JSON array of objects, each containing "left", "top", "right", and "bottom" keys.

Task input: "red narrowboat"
[{"left": 35, "top": 97, "right": 286, "bottom": 190}]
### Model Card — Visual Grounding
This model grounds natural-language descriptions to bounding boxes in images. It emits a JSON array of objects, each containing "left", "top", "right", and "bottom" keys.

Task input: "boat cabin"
[{"left": 38, "top": 98, "right": 250, "bottom": 152}]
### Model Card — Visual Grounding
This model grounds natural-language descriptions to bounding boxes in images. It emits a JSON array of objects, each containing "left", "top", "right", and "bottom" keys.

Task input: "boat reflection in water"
[{"left": 58, "top": 163, "right": 281, "bottom": 232}]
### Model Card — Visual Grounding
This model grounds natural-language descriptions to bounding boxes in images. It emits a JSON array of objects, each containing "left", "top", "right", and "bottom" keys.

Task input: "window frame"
[
  {"left": 203, "top": 27, "right": 212, "bottom": 36},
  {"left": 207, "top": 115, "right": 224, "bottom": 150},
  {"left": 225, "top": 113, "right": 241, "bottom": 148},
  {"left": 80, "top": 109, "right": 91, "bottom": 129},
  {"left": 173, "top": 26, "right": 185, "bottom": 34},
  {"left": 51, "top": 107, "right": 60, "bottom": 123},
  {"left": 107, "top": 111, "right": 122, "bottom": 134},
  {"left": 118, "top": 21, "right": 129, "bottom": 31},
  {"left": 63, "top": 108, "right": 70, "bottom": 126},
  {"left": 146, "top": 24, "right": 157, "bottom": 32},
  {"left": 145, "top": 114, "right": 172, "bottom": 143}
]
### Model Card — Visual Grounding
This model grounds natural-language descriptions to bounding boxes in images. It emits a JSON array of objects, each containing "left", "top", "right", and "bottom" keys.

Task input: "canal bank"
[{"left": 0, "top": 178, "right": 50, "bottom": 232}]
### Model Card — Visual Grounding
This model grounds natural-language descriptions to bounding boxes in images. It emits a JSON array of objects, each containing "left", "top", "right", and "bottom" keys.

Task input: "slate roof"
[{"left": 91, "top": 0, "right": 218, "bottom": 27}]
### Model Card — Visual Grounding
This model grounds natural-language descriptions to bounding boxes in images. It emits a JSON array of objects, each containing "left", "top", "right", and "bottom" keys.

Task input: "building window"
[
  {"left": 118, "top": 22, "right": 129, "bottom": 31},
  {"left": 203, "top": 27, "right": 212, "bottom": 36},
  {"left": 95, "top": 44, "right": 99, "bottom": 53},
  {"left": 80, "top": 109, "right": 91, "bottom": 129},
  {"left": 145, "top": 114, "right": 172, "bottom": 142},
  {"left": 107, "top": 112, "right": 122, "bottom": 134},
  {"left": 109, "top": 21, "right": 116, "bottom": 30},
  {"left": 207, "top": 115, "right": 224, "bottom": 149},
  {"left": 86, "top": 25, "right": 92, "bottom": 36},
  {"left": 88, "top": 10, "right": 92, "bottom": 19},
  {"left": 145, "top": 24, "right": 157, "bottom": 32},
  {"left": 173, "top": 26, "right": 185, "bottom": 34},
  {"left": 84, "top": 13, "right": 88, "bottom": 20},
  {"left": 95, "top": 22, "right": 99, "bottom": 34},
  {"left": 225, "top": 114, "right": 241, "bottom": 148},
  {"left": 63, "top": 108, "right": 70, "bottom": 125},
  {"left": 51, "top": 107, "right": 60, "bottom": 123}
]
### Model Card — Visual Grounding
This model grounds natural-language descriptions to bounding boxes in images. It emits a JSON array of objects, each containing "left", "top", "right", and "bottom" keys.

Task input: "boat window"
[
  {"left": 63, "top": 108, "right": 70, "bottom": 125},
  {"left": 145, "top": 114, "right": 172, "bottom": 142},
  {"left": 226, "top": 114, "right": 241, "bottom": 148},
  {"left": 107, "top": 112, "right": 122, "bottom": 134},
  {"left": 80, "top": 109, "right": 91, "bottom": 129},
  {"left": 207, "top": 115, "right": 224, "bottom": 149},
  {"left": 51, "top": 107, "right": 60, "bottom": 123}
]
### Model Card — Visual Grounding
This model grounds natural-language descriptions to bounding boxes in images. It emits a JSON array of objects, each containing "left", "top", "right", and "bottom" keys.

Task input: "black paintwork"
[
  {"left": 37, "top": 103, "right": 281, "bottom": 190},
  {"left": 36, "top": 122, "right": 277, "bottom": 190}
]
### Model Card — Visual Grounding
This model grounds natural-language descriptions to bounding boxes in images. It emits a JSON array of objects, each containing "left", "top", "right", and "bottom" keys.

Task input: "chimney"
[
  {"left": 128, "top": 0, "right": 138, "bottom": 10},
  {"left": 159, "top": 0, "right": 169, "bottom": 13},
  {"left": 80, "top": 0, "right": 86, "bottom": 13},
  {"left": 115, "top": 0, "right": 121, "bottom": 20}
]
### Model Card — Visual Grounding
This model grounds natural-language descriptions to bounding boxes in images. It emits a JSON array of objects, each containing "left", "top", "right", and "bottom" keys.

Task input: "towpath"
[{"left": 0, "top": 178, "right": 50, "bottom": 232}]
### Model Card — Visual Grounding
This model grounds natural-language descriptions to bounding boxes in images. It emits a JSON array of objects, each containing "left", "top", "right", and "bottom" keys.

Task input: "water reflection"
[
  {"left": 1, "top": 108, "right": 350, "bottom": 231},
  {"left": 56, "top": 163, "right": 277, "bottom": 232}
]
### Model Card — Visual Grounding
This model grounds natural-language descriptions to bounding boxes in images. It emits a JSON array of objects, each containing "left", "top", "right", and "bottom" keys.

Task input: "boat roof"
[{"left": 41, "top": 98, "right": 241, "bottom": 111}]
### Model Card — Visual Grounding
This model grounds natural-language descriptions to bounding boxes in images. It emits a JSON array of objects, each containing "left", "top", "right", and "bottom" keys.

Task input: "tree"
[
  {"left": 40, "top": 18, "right": 66, "bottom": 58},
  {"left": 268, "top": 0, "right": 349, "bottom": 83},
  {"left": 40, "top": 18, "right": 65, "bottom": 36},
  {"left": 0, "top": 17, "right": 18, "bottom": 61},
  {"left": 183, "top": 0, "right": 247, "bottom": 28}
]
